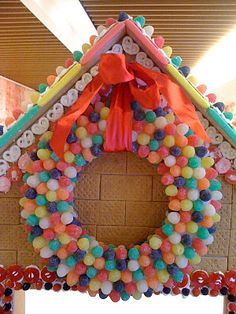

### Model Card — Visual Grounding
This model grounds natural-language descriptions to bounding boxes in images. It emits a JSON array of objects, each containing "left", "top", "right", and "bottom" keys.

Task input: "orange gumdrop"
[
  {"left": 197, "top": 178, "right": 210, "bottom": 190},
  {"left": 121, "top": 270, "right": 132, "bottom": 283},
  {"left": 147, "top": 277, "right": 159, "bottom": 289},
  {"left": 24, "top": 200, "right": 37, "bottom": 213},
  {"left": 175, "top": 135, "right": 188, "bottom": 147},
  {"left": 93, "top": 257, "right": 105, "bottom": 270},
  {"left": 170, "top": 165, "right": 181, "bottom": 177},
  {"left": 174, "top": 222, "right": 186, "bottom": 233},
  {"left": 47, "top": 75, "right": 56, "bottom": 86},
  {"left": 43, "top": 159, "right": 55, "bottom": 171},
  {"left": 148, "top": 151, "right": 161, "bottom": 164},
  {"left": 57, "top": 188, "right": 69, "bottom": 200},
  {"left": 5, "top": 116, "right": 15, "bottom": 126},
  {"left": 67, "top": 270, "right": 79, "bottom": 287},
  {"left": 89, "top": 35, "right": 97, "bottom": 45},
  {"left": 57, "top": 247, "right": 68, "bottom": 259},
  {"left": 138, "top": 255, "right": 151, "bottom": 267},
  {"left": 169, "top": 199, "right": 181, "bottom": 211},
  {"left": 54, "top": 223, "right": 66, "bottom": 234},
  {"left": 200, "top": 216, "right": 213, "bottom": 228},
  {"left": 82, "top": 148, "right": 94, "bottom": 162},
  {"left": 77, "top": 115, "right": 89, "bottom": 127},
  {"left": 143, "top": 123, "right": 155, "bottom": 135},
  {"left": 163, "top": 252, "right": 175, "bottom": 264},
  {"left": 36, "top": 183, "right": 48, "bottom": 195}
]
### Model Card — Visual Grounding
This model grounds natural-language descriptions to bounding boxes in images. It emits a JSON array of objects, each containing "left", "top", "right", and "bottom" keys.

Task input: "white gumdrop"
[
  {"left": 203, "top": 204, "right": 216, "bottom": 216},
  {"left": 211, "top": 191, "right": 223, "bottom": 200},
  {"left": 176, "top": 123, "right": 189, "bottom": 136},
  {"left": 61, "top": 212, "right": 73, "bottom": 225},
  {"left": 137, "top": 280, "right": 148, "bottom": 293},
  {"left": 81, "top": 137, "right": 93, "bottom": 148},
  {"left": 168, "top": 212, "right": 180, "bottom": 224},
  {"left": 64, "top": 166, "right": 77, "bottom": 178},
  {"left": 101, "top": 281, "right": 113, "bottom": 295},
  {"left": 193, "top": 167, "right": 206, "bottom": 179},
  {"left": 175, "top": 255, "right": 188, "bottom": 268},
  {"left": 168, "top": 232, "right": 181, "bottom": 244},
  {"left": 187, "top": 189, "right": 199, "bottom": 201},
  {"left": 164, "top": 156, "right": 176, "bottom": 167},
  {"left": 40, "top": 247, "right": 54, "bottom": 258},
  {"left": 57, "top": 263, "right": 70, "bottom": 277},
  {"left": 39, "top": 217, "right": 50, "bottom": 229},
  {"left": 203, "top": 234, "right": 214, "bottom": 245},
  {"left": 27, "top": 175, "right": 40, "bottom": 188},
  {"left": 47, "top": 179, "right": 59, "bottom": 191},
  {"left": 128, "top": 260, "right": 139, "bottom": 271}
]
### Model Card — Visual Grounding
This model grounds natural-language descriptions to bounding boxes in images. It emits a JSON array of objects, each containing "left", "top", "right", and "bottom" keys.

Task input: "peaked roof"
[{"left": 0, "top": 17, "right": 235, "bottom": 160}]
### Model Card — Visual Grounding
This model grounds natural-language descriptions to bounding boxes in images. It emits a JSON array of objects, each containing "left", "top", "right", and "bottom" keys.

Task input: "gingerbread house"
[{"left": 0, "top": 12, "right": 236, "bottom": 313}]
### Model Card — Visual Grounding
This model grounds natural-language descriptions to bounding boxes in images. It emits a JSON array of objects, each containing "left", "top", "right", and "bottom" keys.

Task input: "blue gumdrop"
[{"left": 179, "top": 66, "right": 190, "bottom": 77}]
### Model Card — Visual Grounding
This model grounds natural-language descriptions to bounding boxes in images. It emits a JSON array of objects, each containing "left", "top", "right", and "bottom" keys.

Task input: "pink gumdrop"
[
  {"left": 176, "top": 156, "right": 188, "bottom": 167},
  {"left": 161, "top": 240, "right": 171, "bottom": 253},
  {"left": 116, "top": 246, "right": 127, "bottom": 259},
  {"left": 0, "top": 176, "right": 11, "bottom": 193},
  {"left": 58, "top": 176, "right": 71, "bottom": 187},
  {"left": 164, "top": 124, "right": 177, "bottom": 135},
  {"left": 86, "top": 123, "right": 98, "bottom": 134},
  {"left": 70, "top": 143, "right": 81, "bottom": 154},
  {"left": 67, "top": 241, "right": 78, "bottom": 253},
  {"left": 97, "top": 269, "right": 109, "bottom": 282},
  {"left": 180, "top": 211, "right": 191, "bottom": 223},
  {"left": 177, "top": 187, "right": 187, "bottom": 200},
  {"left": 56, "top": 161, "right": 68, "bottom": 171},
  {"left": 143, "top": 265, "right": 155, "bottom": 278},
  {"left": 215, "top": 158, "right": 231, "bottom": 174},
  {"left": 161, "top": 174, "right": 174, "bottom": 185},
  {"left": 18, "top": 152, "right": 31, "bottom": 171},
  {"left": 125, "top": 282, "right": 137, "bottom": 295},
  {"left": 157, "top": 163, "right": 169, "bottom": 175},
  {"left": 211, "top": 200, "right": 221, "bottom": 211},
  {"left": 182, "top": 263, "right": 193, "bottom": 274},
  {"left": 94, "top": 101, "right": 104, "bottom": 112},
  {"left": 50, "top": 213, "right": 61, "bottom": 225},
  {"left": 133, "top": 121, "right": 144, "bottom": 133},
  {"left": 206, "top": 93, "right": 216, "bottom": 103},
  {"left": 75, "top": 262, "right": 86, "bottom": 275},
  {"left": 158, "top": 146, "right": 169, "bottom": 158},
  {"left": 140, "top": 243, "right": 152, "bottom": 256},
  {"left": 66, "top": 225, "right": 82, "bottom": 238},
  {"left": 43, "top": 229, "right": 55, "bottom": 240},
  {"left": 32, "top": 160, "right": 43, "bottom": 172},
  {"left": 66, "top": 193, "right": 74, "bottom": 203},
  {"left": 165, "top": 278, "right": 174, "bottom": 288},
  {"left": 138, "top": 145, "right": 150, "bottom": 158},
  {"left": 105, "top": 17, "right": 116, "bottom": 27},
  {"left": 205, "top": 168, "right": 218, "bottom": 180}
]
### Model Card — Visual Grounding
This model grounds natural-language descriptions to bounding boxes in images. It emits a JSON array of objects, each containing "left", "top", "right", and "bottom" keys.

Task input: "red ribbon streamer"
[{"left": 50, "top": 54, "right": 210, "bottom": 159}]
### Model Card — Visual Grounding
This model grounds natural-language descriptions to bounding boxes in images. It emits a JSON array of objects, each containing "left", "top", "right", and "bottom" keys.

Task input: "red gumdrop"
[
  {"left": 75, "top": 262, "right": 86, "bottom": 275},
  {"left": 105, "top": 18, "right": 116, "bottom": 27},
  {"left": 161, "top": 240, "right": 171, "bottom": 253},
  {"left": 205, "top": 168, "right": 218, "bottom": 180},
  {"left": 157, "top": 163, "right": 169, "bottom": 175},
  {"left": 161, "top": 174, "right": 174, "bottom": 185},
  {"left": 176, "top": 156, "right": 188, "bottom": 167},
  {"left": 180, "top": 211, "right": 191, "bottom": 223},
  {"left": 56, "top": 161, "right": 67, "bottom": 171},
  {"left": 97, "top": 270, "right": 109, "bottom": 282},
  {"left": 50, "top": 213, "right": 61, "bottom": 225},
  {"left": 70, "top": 143, "right": 81, "bottom": 154},
  {"left": 140, "top": 243, "right": 152, "bottom": 256},
  {"left": 158, "top": 146, "right": 169, "bottom": 158},
  {"left": 66, "top": 225, "right": 82, "bottom": 238},
  {"left": 116, "top": 246, "right": 127, "bottom": 259},
  {"left": 20, "top": 184, "right": 29, "bottom": 194},
  {"left": 86, "top": 123, "right": 98, "bottom": 134},
  {"left": 172, "top": 287, "right": 180, "bottom": 295},
  {"left": 143, "top": 265, "right": 155, "bottom": 278},
  {"left": 58, "top": 176, "right": 70, "bottom": 187},
  {"left": 187, "top": 135, "right": 200, "bottom": 147},
  {"left": 109, "top": 290, "right": 120, "bottom": 302},
  {"left": 43, "top": 229, "right": 55, "bottom": 240},
  {"left": 192, "top": 287, "right": 200, "bottom": 296},
  {"left": 32, "top": 160, "right": 43, "bottom": 172},
  {"left": 67, "top": 241, "right": 78, "bottom": 253},
  {"left": 164, "top": 124, "right": 177, "bottom": 135},
  {"left": 177, "top": 187, "right": 187, "bottom": 200},
  {"left": 211, "top": 200, "right": 221, "bottom": 211},
  {"left": 53, "top": 283, "right": 62, "bottom": 292},
  {"left": 138, "top": 145, "right": 150, "bottom": 158},
  {"left": 65, "top": 58, "right": 74, "bottom": 68},
  {"left": 125, "top": 282, "right": 136, "bottom": 295}
]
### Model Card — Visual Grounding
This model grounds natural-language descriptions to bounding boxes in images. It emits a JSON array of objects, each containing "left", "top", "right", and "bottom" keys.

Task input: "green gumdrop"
[
  {"left": 86, "top": 266, "right": 97, "bottom": 278},
  {"left": 197, "top": 227, "right": 209, "bottom": 240},
  {"left": 121, "top": 292, "right": 130, "bottom": 301},
  {"left": 75, "top": 154, "right": 86, "bottom": 166},
  {"left": 149, "top": 139, "right": 159, "bottom": 151},
  {"left": 91, "top": 246, "right": 103, "bottom": 258},
  {"left": 27, "top": 215, "right": 39, "bottom": 226},
  {"left": 188, "top": 157, "right": 200, "bottom": 168},
  {"left": 193, "top": 199, "right": 204, "bottom": 211},
  {"left": 65, "top": 256, "right": 77, "bottom": 268},
  {"left": 185, "top": 129, "right": 194, "bottom": 137},
  {"left": 223, "top": 112, "right": 233, "bottom": 120},
  {"left": 209, "top": 179, "right": 222, "bottom": 191},
  {"left": 134, "top": 16, "right": 145, "bottom": 27},
  {"left": 38, "top": 83, "right": 47, "bottom": 93},
  {"left": 105, "top": 260, "right": 116, "bottom": 271},
  {"left": 154, "top": 259, "right": 166, "bottom": 270},
  {"left": 23, "top": 173, "right": 30, "bottom": 183},
  {"left": 133, "top": 269, "right": 144, "bottom": 281},
  {"left": 173, "top": 270, "right": 184, "bottom": 282},
  {"left": 51, "top": 152, "right": 59, "bottom": 161},
  {"left": 92, "top": 135, "right": 103, "bottom": 145},
  {"left": 49, "top": 239, "right": 61, "bottom": 251},
  {"left": 57, "top": 201, "right": 68, "bottom": 212},
  {"left": 171, "top": 56, "right": 182, "bottom": 68},
  {"left": 38, "top": 140, "right": 47, "bottom": 149},
  {"left": 185, "top": 178, "right": 197, "bottom": 189},
  {"left": 39, "top": 171, "right": 50, "bottom": 182},
  {"left": 73, "top": 50, "right": 83, "bottom": 62},
  {"left": 35, "top": 195, "right": 47, "bottom": 206},
  {"left": 27, "top": 234, "right": 34, "bottom": 243},
  {"left": 128, "top": 247, "right": 140, "bottom": 260},
  {"left": 162, "top": 224, "right": 174, "bottom": 236},
  {"left": 184, "top": 247, "right": 195, "bottom": 259},
  {"left": 145, "top": 111, "right": 156, "bottom": 123}
]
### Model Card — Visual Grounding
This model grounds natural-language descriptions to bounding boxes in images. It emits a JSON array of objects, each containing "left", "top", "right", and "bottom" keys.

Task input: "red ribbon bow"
[{"left": 50, "top": 54, "right": 210, "bottom": 159}]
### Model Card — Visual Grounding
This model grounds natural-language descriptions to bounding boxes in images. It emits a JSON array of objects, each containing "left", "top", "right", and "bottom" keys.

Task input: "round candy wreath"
[{"left": 20, "top": 90, "right": 223, "bottom": 300}]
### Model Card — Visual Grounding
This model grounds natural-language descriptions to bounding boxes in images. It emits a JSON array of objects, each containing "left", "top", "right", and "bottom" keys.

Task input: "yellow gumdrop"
[
  {"left": 172, "top": 243, "right": 184, "bottom": 256},
  {"left": 137, "top": 133, "right": 150, "bottom": 145},
  {"left": 182, "top": 146, "right": 195, "bottom": 158},
  {"left": 89, "top": 278, "right": 101, "bottom": 291},
  {"left": 19, "top": 197, "right": 27, "bottom": 207},
  {"left": 31, "top": 91, "right": 40, "bottom": 104},
  {"left": 133, "top": 291, "right": 142, "bottom": 300},
  {"left": 40, "top": 131, "right": 53, "bottom": 142},
  {"left": 157, "top": 269, "right": 169, "bottom": 283},
  {"left": 109, "top": 270, "right": 121, "bottom": 282},
  {"left": 83, "top": 253, "right": 95, "bottom": 266},
  {"left": 100, "top": 107, "right": 110, "bottom": 120},
  {"left": 212, "top": 213, "right": 221, "bottom": 223},
  {"left": 75, "top": 127, "right": 87, "bottom": 139},
  {"left": 163, "top": 135, "right": 175, "bottom": 147},
  {"left": 201, "top": 157, "right": 214, "bottom": 169},
  {"left": 58, "top": 233, "right": 71, "bottom": 245},
  {"left": 82, "top": 43, "right": 91, "bottom": 54},
  {"left": 165, "top": 113, "right": 175, "bottom": 123},
  {"left": 35, "top": 206, "right": 47, "bottom": 218},
  {"left": 186, "top": 221, "right": 198, "bottom": 233},
  {"left": 188, "top": 75, "right": 198, "bottom": 86},
  {"left": 163, "top": 46, "right": 172, "bottom": 58},
  {"left": 46, "top": 191, "right": 57, "bottom": 202},
  {"left": 149, "top": 236, "right": 162, "bottom": 249},
  {"left": 37, "top": 149, "right": 51, "bottom": 160},
  {"left": 181, "top": 167, "right": 193, "bottom": 179},
  {"left": 64, "top": 151, "right": 75, "bottom": 163},
  {"left": 33, "top": 236, "right": 47, "bottom": 249},
  {"left": 181, "top": 199, "right": 193, "bottom": 211},
  {"left": 77, "top": 237, "right": 89, "bottom": 250},
  {"left": 189, "top": 253, "right": 201, "bottom": 265},
  {"left": 165, "top": 185, "right": 178, "bottom": 196}
]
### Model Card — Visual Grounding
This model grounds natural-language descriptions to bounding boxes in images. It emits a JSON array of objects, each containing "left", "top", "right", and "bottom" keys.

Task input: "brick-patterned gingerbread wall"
[{"left": 0, "top": 152, "right": 235, "bottom": 273}]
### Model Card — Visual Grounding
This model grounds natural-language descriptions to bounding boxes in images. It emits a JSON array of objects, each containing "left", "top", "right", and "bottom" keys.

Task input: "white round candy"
[
  {"left": 98, "top": 120, "right": 106, "bottom": 131},
  {"left": 168, "top": 232, "right": 181, "bottom": 244},
  {"left": 47, "top": 179, "right": 59, "bottom": 191},
  {"left": 64, "top": 166, "right": 77, "bottom": 178},
  {"left": 57, "top": 263, "right": 70, "bottom": 277},
  {"left": 61, "top": 212, "right": 73, "bottom": 225},
  {"left": 211, "top": 191, "right": 223, "bottom": 201},
  {"left": 81, "top": 137, "right": 92, "bottom": 148},
  {"left": 168, "top": 212, "right": 180, "bottom": 224},
  {"left": 128, "top": 260, "right": 139, "bottom": 271},
  {"left": 137, "top": 280, "right": 148, "bottom": 293},
  {"left": 40, "top": 247, "right": 54, "bottom": 258},
  {"left": 176, "top": 123, "right": 189, "bottom": 136},
  {"left": 187, "top": 189, "right": 199, "bottom": 201},
  {"left": 175, "top": 255, "right": 188, "bottom": 268},
  {"left": 27, "top": 175, "right": 40, "bottom": 188},
  {"left": 101, "top": 281, "right": 112, "bottom": 295},
  {"left": 193, "top": 168, "right": 206, "bottom": 179},
  {"left": 164, "top": 156, "right": 176, "bottom": 167},
  {"left": 39, "top": 217, "right": 50, "bottom": 229}
]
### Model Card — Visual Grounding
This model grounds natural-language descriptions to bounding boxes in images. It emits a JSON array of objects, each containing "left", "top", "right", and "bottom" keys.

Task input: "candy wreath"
[{"left": 19, "top": 57, "right": 223, "bottom": 300}]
